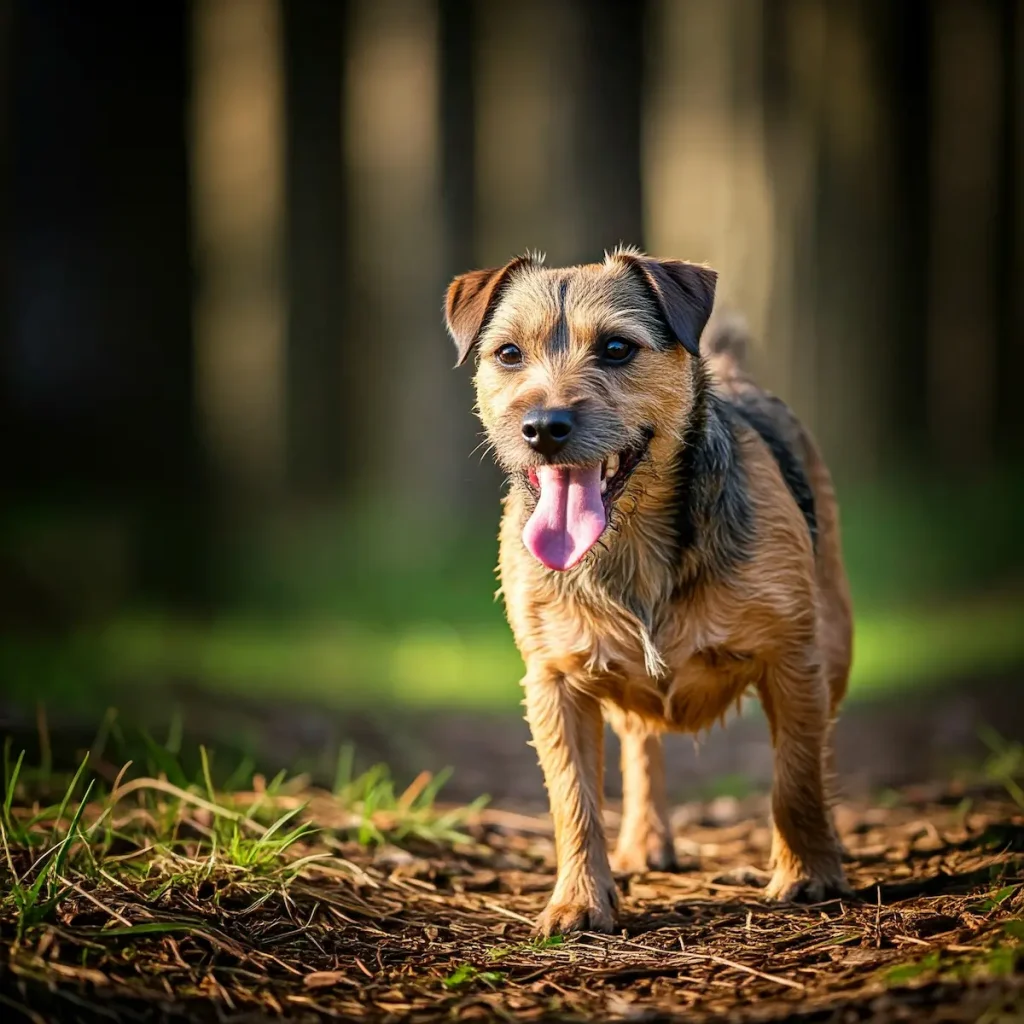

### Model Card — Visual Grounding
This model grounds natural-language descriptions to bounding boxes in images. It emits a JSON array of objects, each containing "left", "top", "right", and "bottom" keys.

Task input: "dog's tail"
[{"left": 701, "top": 310, "right": 750, "bottom": 382}]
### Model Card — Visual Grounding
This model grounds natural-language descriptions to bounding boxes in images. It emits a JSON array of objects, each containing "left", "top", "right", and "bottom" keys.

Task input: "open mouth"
[
  {"left": 521, "top": 433, "right": 651, "bottom": 572},
  {"left": 525, "top": 434, "right": 650, "bottom": 510}
]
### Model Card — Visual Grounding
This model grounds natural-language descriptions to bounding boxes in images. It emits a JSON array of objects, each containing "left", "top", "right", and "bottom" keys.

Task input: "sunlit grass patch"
[
  {"left": 850, "top": 598, "right": 1024, "bottom": 698},
  {"left": 3, "top": 468, "right": 1023, "bottom": 719},
  {"left": 0, "top": 734, "right": 486, "bottom": 945},
  {"left": 6, "top": 592, "right": 1020, "bottom": 716}
]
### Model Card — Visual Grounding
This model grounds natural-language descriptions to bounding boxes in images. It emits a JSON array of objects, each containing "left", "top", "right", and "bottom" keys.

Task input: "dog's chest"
[{"left": 538, "top": 591, "right": 758, "bottom": 733}]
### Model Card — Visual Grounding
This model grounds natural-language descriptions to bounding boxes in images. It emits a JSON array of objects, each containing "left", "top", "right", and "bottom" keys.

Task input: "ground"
[{"left": 1, "top": 732, "right": 1023, "bottom": 1023}]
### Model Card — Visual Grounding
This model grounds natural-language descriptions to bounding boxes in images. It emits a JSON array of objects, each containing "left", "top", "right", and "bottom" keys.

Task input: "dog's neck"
[{"left": 662, "top": 362, "right": 754, "bottom": 600}]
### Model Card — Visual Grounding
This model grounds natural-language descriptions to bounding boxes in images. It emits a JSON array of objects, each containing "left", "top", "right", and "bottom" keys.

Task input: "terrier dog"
[{"left": 444, "top": 248, "right": 853, "bottom": 936}]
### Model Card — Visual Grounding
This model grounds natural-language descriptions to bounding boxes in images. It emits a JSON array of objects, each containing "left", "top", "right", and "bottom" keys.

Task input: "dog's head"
[{"left": 445, "top": 247, "right": 717, "bottom": 572}]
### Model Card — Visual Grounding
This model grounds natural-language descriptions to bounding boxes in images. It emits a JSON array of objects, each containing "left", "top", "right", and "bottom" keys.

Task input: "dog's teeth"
[
  {"left": 605, "top": 454, "right": 620, "bottom": 479},
  {"left": 600, "top": 478, "right": 608, "bottom": 494}
]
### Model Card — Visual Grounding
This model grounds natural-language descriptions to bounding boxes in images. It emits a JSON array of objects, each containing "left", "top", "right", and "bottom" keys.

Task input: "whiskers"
[{"left": 469, "top": 433, "right": 496, "bottom": 464}]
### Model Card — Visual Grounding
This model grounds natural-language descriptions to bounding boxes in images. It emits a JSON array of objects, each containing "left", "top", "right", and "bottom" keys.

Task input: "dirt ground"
[
  {"left": 2, "top": 783, "right": 1023, "bottom": 1022},
  {"left": 2, "top": 672, "right": 1023, "bottom": 1021}
]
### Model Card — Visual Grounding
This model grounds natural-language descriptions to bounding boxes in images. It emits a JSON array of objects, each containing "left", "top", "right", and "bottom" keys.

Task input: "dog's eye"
[
  {"left": 601, "top": 338, "right": 637, "bottom": 365},
  {"left": 496, "top": 343, "right": 523, "bottom": 367}
]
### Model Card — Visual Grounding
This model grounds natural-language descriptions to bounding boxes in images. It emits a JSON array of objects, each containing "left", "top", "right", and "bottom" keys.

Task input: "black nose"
[{"left": 521, "top": 407, "right": 575, "bottom": 458}]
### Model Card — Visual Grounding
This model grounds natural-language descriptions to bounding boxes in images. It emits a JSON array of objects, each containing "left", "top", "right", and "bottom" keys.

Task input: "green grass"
[
  {"left": 0, "top": 735, "right": 487, "bottom": 981},
  {"left": 0, "top": 735, "right": 482, "bottom": 931},
  {"left": 978, "top": 728, "right": 1024, "bottom": 811},
  {"left": 441, "top": 963, "right": 506, "bottom": 991}
]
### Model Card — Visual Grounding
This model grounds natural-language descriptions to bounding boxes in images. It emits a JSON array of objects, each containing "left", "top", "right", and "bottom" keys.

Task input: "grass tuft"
[
  {"left": 0, "top": 729, "right": 485, "bottom": 946},
  {"left": 441, "top": 963, "right": 506, "bottom": 990},
  {"left": 980, "top": 727, "right": 1024, "bottom": 810}
]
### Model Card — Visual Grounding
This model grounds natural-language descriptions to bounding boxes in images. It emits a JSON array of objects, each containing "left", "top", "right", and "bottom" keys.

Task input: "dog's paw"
[
  {"left": 764, "top": 867, "right": 852, "bottom": 904},
  {"left": 610, "top": 836, "right": 678, "bottom": 875},
  {"left": 535, "top": 897, "right": 617, "bottom": 936},
  {"left": 535, "top": 880, "right": 618, "bottom": 936}
]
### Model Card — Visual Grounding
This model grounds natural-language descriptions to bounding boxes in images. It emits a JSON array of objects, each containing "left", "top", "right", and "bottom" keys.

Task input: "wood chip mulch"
[{"left": 2, "top": 785, "right": 1023, "bottom": 1022}]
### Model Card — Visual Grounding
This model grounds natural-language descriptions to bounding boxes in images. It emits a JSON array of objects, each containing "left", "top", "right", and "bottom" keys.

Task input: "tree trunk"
[
  {"left": 994, "top": 0, "right": 1024, "bottom": 461},
  {"left": 474, "top": 0, "right": 644, "bottom": 267},
  {"left": 283, "top": 0, "right": 349, "bottom": 499},
  {"left": 439, "top": 0, "right": 505, "bottom": 515},
  {"left": 344, "top": 0, "right": 456, "bottom": 546},
  {"left": 885, "top": 0, "right": 932, "bottom": 460},
  {"left": 807, "top": 0, "right": 899, "bottom": 475},
  {"left": 0, "top": 0, "right": 10, "bottom": 458},
  {"left": 568, "top": 0, "right": 645, "bottom": 257},
  {"left": 191, "top": 0, "right": 287, "bottom": 499},
  {"left": 645, "top": 0, "right": 774, "bottom": 349},
  {"left": 9, "top": 1, "right": 205, "bottom": 604},
  {"left": 925, "top": 0, "right": 1002, "bottom": 469}
]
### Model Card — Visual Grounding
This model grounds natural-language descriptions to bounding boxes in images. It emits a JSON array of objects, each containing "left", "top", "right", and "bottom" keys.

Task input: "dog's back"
[{"left": 703, "top": 314, "right": 854, "bottom": 715}]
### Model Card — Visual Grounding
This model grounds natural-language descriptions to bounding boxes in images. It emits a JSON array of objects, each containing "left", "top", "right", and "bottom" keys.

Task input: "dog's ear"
[
  {"left": 444, "top": 255, "right": 534, "bottom": 367},
  {"left": 613, "top": 250, "right": 717, "bottom": 357}
]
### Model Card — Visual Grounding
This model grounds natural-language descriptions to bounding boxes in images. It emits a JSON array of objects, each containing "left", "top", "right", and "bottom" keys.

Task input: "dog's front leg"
[
  {"left": 757, "top": 651, "right": 849, "bottom": 903},
  {"left": 524, "top": 671, "right": 618, "bottom": 936}
]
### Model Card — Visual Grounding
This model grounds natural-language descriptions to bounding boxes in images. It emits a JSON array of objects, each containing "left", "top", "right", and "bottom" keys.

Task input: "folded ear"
[
  {"left": 444, "top": 254, "right": 535, "bottom": 366},
  {"left": 613, "top": 250, "right": 717, "bottom": 357}
]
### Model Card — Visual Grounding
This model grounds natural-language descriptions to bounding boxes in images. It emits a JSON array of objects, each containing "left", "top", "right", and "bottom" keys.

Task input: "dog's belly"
[{"left": 595, "top": 647, "right": 760, "bottom": 734}]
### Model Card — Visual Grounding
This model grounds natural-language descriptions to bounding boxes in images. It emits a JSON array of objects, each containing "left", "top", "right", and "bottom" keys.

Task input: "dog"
[{"left": 444, "top": 247, "right": 854, "bottom": 936}]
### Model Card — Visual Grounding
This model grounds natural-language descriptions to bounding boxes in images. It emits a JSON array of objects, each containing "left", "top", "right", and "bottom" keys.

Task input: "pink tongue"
[{"left": 522, "top": 465, "right": 607, "bottom": 571}]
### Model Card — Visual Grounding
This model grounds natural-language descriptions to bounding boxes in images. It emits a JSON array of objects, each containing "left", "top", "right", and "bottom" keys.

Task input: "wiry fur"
[{"left": 445, "top": 251, "right": 855, "bottom": 936}]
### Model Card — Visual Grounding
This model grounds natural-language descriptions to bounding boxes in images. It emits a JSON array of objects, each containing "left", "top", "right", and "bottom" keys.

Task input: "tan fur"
[
  {"left": 604, "top": 705, "right": 676, "bottom": 874},
  {"left": 446, "top": 251, "right": 855, "bottom": 935}
]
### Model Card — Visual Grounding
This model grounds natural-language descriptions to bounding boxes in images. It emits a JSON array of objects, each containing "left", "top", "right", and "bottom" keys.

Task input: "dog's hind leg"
[
  {"left": 757, "top": 649, "right": 850, "bottom": 903},
  {"left": 524, "top": 671, "right": 618, "bottom": 936},
  {"left": 604, "top": 704, "right": 677, "bottom": 874},
  {"left": 818, "top": 593, "right": 853, "bottom": 852}
]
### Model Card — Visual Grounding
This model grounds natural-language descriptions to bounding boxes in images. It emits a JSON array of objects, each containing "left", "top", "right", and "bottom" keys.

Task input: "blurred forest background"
[{"left": 0, "top": 0, "right": 1022, "bottom": 785}]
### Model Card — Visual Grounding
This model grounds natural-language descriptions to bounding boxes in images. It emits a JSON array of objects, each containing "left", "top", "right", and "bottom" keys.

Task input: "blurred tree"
[
  {"left": 7, "top": 1, "right": 208, "bottom": 606},
  {"left": 343, "top": 0, "right": 459, "bottom": 546},
  {"left": 440, "top": 0, "right": 476, "bottom": 283},
  {"left": 440, "top": 0, "right": 504, "bottom": 515},
  {"left": 994, "top": 0, "right": 1023, "bottom": 461},
  {"left": 761, "top": 0, "right": 1019, "bottom": 478},
  {"left": 191, "top": 0, "right": 287, "bottom": 500},
  {"left": 644, "top": 0, "right": 775, "bottom": 386},
  {"left": 9, "top": 3, "right": 195, "bottom": 496},
  {"left": 756, "top": 0, "right": 894, "bottom": 472},
  {"left": 0, "top": 0, "right": 10, "bottom": 448},
  {"left": 926, "top": 0, "right": 1002, "bottom": 469},
  {"left": 884, "top": 0, "right": 932, "bottom": 461},
  {"left": 475, "top": 0, "right": 645, "bottom": 267},
  {"left": 283, "top": 0, "right": 350, "bottom": 499},
  {"left": 566, "top": 0, "right": 645, "bottom": 257}
]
